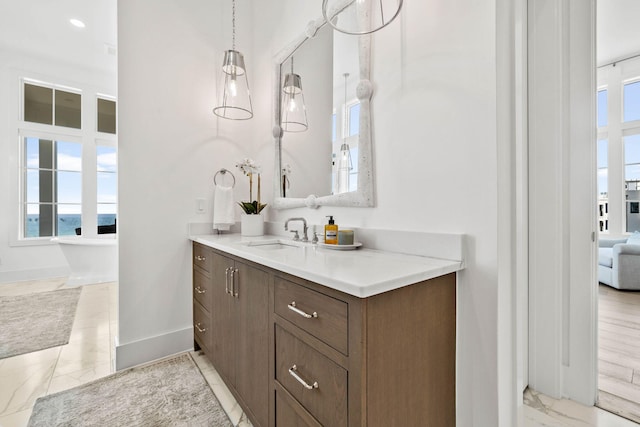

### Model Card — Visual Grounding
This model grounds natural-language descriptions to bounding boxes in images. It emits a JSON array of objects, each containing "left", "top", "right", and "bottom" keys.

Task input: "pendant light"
[
  {"left": 281, "top": 57, "right": 308, "bottom": 132},
  {"left": 322, "top": 0, "right": 403, "bottom": 35},
  {"left": 336, "top": 73, "right": 353, "bottom": 194},
  {"left": 213, "top": 0, "right": 253, "bottom": 120}
]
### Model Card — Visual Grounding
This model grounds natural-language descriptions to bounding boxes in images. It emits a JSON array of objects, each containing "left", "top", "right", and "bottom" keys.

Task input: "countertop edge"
[{"left": 190, "top": 234, "right": 463, "bottom": 298}]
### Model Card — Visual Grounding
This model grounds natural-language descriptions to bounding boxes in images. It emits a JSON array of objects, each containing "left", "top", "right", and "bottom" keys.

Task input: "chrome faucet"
[{"left": 284, "top": 217, "right": 308, "bottom": 242}]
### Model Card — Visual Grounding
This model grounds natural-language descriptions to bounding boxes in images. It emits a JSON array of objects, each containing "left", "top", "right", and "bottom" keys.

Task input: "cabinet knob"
[
  {"left": 288, "top": 365, "right": 318, "bottom": 390},
  {"left": 287, "top": 301, "right": 318, "bottom": 319}
]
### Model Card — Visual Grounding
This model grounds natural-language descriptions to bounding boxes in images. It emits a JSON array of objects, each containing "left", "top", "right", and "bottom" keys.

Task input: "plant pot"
[{"left": 241, "top": 214, "right": 264, "bottom": 237}]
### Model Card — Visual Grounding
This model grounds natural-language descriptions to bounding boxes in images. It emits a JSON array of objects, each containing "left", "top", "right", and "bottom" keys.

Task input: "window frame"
[{"left": 10, "top": 77, "right": 117, "bottom": 246}]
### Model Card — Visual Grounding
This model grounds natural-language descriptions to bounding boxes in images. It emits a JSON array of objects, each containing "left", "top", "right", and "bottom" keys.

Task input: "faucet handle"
[
  {"left": 312, "top": 232, "right": 319, "bottom": 244},
  {"left": 290, "top": 230, "right": 300, "bottom": 241}
]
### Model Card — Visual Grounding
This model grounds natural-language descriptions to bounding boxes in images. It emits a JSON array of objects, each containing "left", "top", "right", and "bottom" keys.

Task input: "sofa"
[{"left": 598, "top": 233, "right": 640, "bottom": 290}]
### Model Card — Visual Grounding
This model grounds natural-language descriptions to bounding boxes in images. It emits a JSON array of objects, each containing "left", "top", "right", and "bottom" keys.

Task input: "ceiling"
[
  {"left": 597, "top": 0, "right": 640, "bottom": 66},
  {"left": 0, "top": 1, "right": 636, "bottom": 75},
  {"left": 0, "top": 0, "right": 117, "bottom": 74}
]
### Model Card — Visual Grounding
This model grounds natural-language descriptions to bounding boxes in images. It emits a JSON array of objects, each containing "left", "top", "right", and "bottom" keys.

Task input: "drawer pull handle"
[
  {"left": 289, "top": 365, "right": 318, "bottom": 390},
  {"left": 195, "top": 322, "right": 206, "bottom": 333},
  {"left": 195, "top": 286, "right": 205, "bottom": 294},
  {"left": 287, "top": 301, "right": 318, "bottom": 319},
  {"left": 195, "top": 255, "right": 206, "bottom": 261},
  {"left": 231, "top": 268, "right": 238, "bottom": 298}
]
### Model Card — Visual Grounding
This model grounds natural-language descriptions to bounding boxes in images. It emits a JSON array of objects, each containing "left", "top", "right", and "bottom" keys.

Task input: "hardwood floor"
[{"left": 598, "top": 283, "right": 640, "bottom": 422}]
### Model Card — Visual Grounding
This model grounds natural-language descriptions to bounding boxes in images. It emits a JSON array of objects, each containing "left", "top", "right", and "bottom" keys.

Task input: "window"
[
  {"left": 624, "top": 81, "right": 640, "bottom": 123},
  {"left": 597, "top": 139, "right": 608, "bottom": 232},
  {"left": 598, "top": 89, "right": 608, "bottom": 128},
  {"left": 97, "top": 98, "right": 116, "bottom": 134},
  {"left": 348, "top": 102, "right": 360, "bottom": 137},
  {"left": 24, "top": 137, "right": 82, "bottom": 238},
  {"left": 17, "top": 79, "right": 117, "bottom": 241},
  {"left": 24, "top": 82, "right": 81, "bottom": 129},
  {"left": 625, "top": 134, "right": 640, "bottom": 232},
  {"left": 97, "top": 145, "right": 117, "bottom": 231}
]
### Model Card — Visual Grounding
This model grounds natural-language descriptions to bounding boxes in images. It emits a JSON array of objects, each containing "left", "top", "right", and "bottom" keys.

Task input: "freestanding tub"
[{"left": 52, "top": 236, "right": 118, "bottom": 286}]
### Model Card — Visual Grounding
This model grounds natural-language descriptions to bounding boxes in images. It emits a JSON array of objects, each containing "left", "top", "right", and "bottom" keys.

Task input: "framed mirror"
[{"left": 272, "top": 16, "right": 374, "bottom": 209}]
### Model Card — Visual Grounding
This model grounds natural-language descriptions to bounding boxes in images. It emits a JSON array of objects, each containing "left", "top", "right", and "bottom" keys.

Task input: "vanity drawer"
[
  {"left": 275, "top": 325, "right": 347, "bottom": 427},
  {"left": 275, "top": 388, "right": 322, "bottom": 427},
  {"left": 193, "top": 243, "right": 211, "bottom": 274},
  {"left": 193, "top": 268, "right": 212, "bottom": 312},
  {"left": 193, "top": 300, "right": 212, "bottom": 350},
  {"left": 274, "top": 278, "right": 348, "bottom": 355}
]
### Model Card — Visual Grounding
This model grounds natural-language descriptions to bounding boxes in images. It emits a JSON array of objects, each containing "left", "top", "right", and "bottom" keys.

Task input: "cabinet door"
[
  {"left": 210, "top": 251, "right": 236, "bottom": 384},
  {"left": 235, "top": 261, "right": 270, "bottom": 427}
]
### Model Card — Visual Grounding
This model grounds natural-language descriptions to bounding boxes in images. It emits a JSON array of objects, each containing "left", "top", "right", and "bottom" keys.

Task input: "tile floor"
[
  {"left": 1, "top": 277, "right": 638, "bottom": 427},
  {"left": 0, "top": 278, "right": 117, "bottom": 427}
]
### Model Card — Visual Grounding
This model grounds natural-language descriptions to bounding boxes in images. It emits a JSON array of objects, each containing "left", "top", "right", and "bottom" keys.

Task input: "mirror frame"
[{"left": 272, "top": 17, "right": 374, "bottom": 209}]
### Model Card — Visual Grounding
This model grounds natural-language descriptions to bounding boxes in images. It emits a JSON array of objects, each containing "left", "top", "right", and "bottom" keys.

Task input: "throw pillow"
[{"left": 627, "top": 231, "right": 640, "bottom": 245}]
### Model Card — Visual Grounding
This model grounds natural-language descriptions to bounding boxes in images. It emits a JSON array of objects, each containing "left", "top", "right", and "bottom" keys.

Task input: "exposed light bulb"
[
  {"left": 288, "top": 96, "right": 297, "bottom": 112},
  {"left": 229, "top": 76, "right": 238, "bottom": 97}
]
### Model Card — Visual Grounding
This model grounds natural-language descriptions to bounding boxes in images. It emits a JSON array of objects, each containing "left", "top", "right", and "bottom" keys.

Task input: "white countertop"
[{"left": 190, "top": 234, "right": 463, "bottom": 298}]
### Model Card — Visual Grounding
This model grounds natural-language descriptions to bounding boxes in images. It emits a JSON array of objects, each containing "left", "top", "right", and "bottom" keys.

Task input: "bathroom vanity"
[{"left": 191, "top": 234, "right": 462, "bottom": 427}]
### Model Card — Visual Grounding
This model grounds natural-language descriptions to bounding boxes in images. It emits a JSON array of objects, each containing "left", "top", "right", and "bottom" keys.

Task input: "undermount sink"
[{"left": 243, "top": 239, "right": 307, "bottom": 251}]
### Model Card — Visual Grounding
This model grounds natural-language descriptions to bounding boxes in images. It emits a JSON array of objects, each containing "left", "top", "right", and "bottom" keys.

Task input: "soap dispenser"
[{"left": 324, "top": 216, "right": 338, "bottom": 245}]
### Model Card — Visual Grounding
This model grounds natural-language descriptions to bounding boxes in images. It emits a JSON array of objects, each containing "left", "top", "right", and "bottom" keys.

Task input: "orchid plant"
[{"left": 236, "top": 158, "right": 267, "bottom": 214}]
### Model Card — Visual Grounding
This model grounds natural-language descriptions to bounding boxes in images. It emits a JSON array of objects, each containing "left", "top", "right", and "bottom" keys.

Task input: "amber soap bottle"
[{"left": 324, "top": 216, "right": 338, "bottom": 244}]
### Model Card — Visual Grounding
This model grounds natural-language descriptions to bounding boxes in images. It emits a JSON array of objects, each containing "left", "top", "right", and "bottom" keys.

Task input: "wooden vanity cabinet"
[
  {"left": 193, "top": 242, "right": 456, "bottom": 427},
  {"left": 192, "top": 243, "right": 213, "bottom": 353},
  {"left": 192, "top": 243, "right": 270, "bottom": 427},
  {"left": 271, "top": 271, "right": 456, "bottom": 427}
]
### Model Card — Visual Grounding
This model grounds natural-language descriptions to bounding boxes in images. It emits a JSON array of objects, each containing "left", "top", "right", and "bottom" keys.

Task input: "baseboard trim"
[
  {"left": 115, "top": 327, "right": 193, "bottom": 371},
  {"left": 0, "top": 266, "right": 70, "bottom": 284}
]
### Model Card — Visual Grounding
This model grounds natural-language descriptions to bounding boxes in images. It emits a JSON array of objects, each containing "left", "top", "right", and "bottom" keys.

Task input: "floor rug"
[
  {"left": 28, "top": 353, "right": 233, "bottom": 427},
  {"left": 0, "top": 287, "right": 81, "bottom": 359}
]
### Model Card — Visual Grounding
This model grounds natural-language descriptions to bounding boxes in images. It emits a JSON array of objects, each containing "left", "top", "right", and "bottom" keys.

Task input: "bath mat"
[
  {"left": 28, "top": 353, "right": 233, "bottom": 427},
  {"left": 0, "top": 287, "right": 81, "bottom": 359}
]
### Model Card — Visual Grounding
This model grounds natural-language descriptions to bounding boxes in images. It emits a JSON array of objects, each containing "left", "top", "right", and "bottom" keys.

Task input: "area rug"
[
  {"left": 28, "top": 353, "right": 233, "bottom": 427},
  {"left": 0, "top": 287, "right": 81, "bottom": 359}
]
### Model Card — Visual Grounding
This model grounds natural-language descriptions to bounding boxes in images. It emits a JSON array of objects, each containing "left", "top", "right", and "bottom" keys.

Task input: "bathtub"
[{"left": 52, "top": 236, "right": 118, "bottom": 286}]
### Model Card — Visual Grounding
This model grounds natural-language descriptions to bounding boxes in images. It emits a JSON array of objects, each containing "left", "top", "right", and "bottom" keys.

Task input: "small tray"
[{"left": 318, "top": 242, "right": 362, "bottom": 250}]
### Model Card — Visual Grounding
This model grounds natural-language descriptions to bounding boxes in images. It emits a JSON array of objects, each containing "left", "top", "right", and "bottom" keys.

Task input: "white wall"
[
  {"left": 251, "top": 1, "right": 510, "bottom": 425},
  {"left": 0, "top": 48, "right": 116, "bottom": 283},
  {"left": 116, "top": 0, "right": 255, "bottom": 367},
  {"left": 117, "top": 0, "right": 515, "bottom": 424}
]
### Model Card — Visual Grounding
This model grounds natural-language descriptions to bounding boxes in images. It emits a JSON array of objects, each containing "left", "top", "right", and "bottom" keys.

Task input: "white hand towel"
[{"left": 213, "top": 184, "right": 235, "bottom": 231}]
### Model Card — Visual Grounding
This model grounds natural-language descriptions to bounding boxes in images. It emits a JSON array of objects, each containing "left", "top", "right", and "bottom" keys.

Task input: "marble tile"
[
  {"left": 47, "top": 362, "right": 113, "bottom": 395},
  {"left": 0, "top": 356, "right": 56, "bottom": 417},
  {"left": 0, "top": 277, "right": 68, "bottom": 297},
  {"left": 0, "top": 408, "right": 32, "bottom": 427},
  {"left": 0, "top": 279, "right": 117, "bottom": 425},
  {"left": 522, "top": 388, "right": 639, "bottom": 427},
  {"left": 190, "top": 351, "right": 253, "bottom": 427}
]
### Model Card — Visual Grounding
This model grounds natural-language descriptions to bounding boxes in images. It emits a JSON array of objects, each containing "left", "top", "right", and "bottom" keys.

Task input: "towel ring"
[{"left": 214, "top": 169, "right": 236, "bottom": 187}]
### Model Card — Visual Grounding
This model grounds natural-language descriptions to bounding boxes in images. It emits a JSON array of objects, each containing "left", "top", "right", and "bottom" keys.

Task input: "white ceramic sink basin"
[{"left": 243, "top": 239, "right": 307, "bottom": 251}]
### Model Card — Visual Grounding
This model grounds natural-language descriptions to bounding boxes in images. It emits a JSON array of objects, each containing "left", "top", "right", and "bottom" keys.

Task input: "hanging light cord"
[
  {"left": 232, "top": 0, "right": 236, "bottom": 51},
  {"left": 343, "top": 73, "right": 349, "bottom": 143}
]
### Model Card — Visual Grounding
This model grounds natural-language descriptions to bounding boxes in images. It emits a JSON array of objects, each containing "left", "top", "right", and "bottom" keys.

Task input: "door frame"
[{"left": 526, "top": 0, "right": 598, "bottom": 406}]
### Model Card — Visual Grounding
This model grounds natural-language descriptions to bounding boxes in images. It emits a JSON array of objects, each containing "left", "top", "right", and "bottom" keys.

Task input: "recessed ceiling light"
[{"left": 69, "top": 19, "right": 86, "bottom": 29}]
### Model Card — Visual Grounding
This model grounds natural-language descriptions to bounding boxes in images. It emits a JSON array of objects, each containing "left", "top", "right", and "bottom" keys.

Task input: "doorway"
[{"left": 595, "top": 1, "right": 640, "bottom": 419}]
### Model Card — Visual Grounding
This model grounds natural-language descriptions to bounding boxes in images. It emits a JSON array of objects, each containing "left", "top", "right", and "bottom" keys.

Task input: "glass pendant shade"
[
  {"left": 281, "top": 72, "right": 308, "bottom": 132},
  {"left": 322, "top": 0, "right": 403, "bottom": 35},
  {"left": 336, "top": 142, "right": 353, "bottom": 193},
  {"left": 213, "top": 50, "right": 253, "bottom": 120}
]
